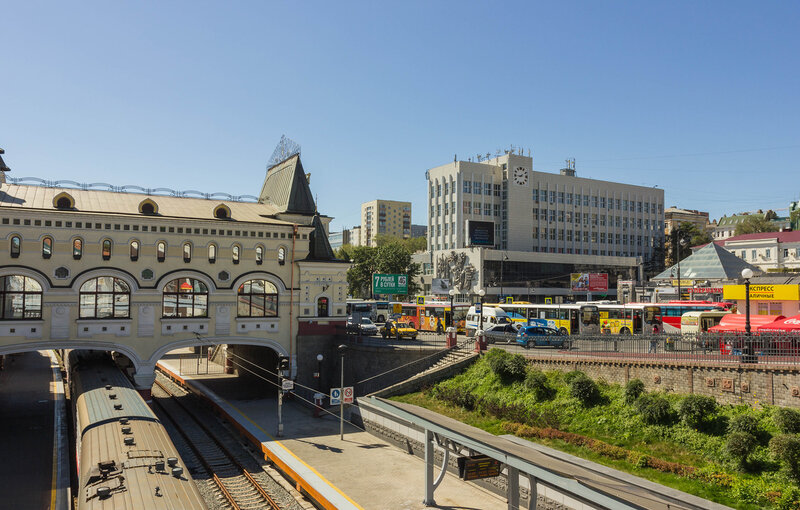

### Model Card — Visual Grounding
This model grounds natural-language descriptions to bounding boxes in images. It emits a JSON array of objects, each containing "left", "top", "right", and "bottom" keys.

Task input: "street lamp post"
[
  {"left": 338, "top": 344, "right": 347, "bottom": 440},
  {"left": 499, "top": 253, "right": 508, "bottom": 301},
  {"left": 316, "top": 354, "right": 324, "bottom": 391},
  {"left": 314, "top": 353, "right": 324, "bottom": 418},
  {"left": 676, "top": 237, "right": 687, "bottom": 301},
  {"left": 448, "top": 288, "right": 456, "bottom": 328},
  {"left": 742, "top": 268, "right": 754, "bottom": 363}
]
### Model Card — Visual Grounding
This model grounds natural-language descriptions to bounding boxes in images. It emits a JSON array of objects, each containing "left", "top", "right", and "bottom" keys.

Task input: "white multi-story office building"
[{"left": 420, "top": 153, "right": 665, "bottom": 299}]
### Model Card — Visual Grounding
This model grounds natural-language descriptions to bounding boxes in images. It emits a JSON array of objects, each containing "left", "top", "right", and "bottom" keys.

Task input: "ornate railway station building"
[{"left": 0, "top": 140, "right": 349, "bottom": 397}]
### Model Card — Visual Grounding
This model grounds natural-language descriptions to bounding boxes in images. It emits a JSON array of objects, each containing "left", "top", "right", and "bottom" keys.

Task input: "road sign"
[
  {"left": 373, "top": 274, "right": 408, "bottom": 295},
  {"left": 281, "top": 379, "right": 294, "bottom": 391},
  {"left": 343, "top": 386, "right": 354, "bottom": 404},
  {"left": 544, "top": 297, "right": 552, "bottom": 304},
  {"left": 475, "top": 302, "right": 482, "bottom": 314},
  {"left": 330, "top": 387, "right": 341, "bottom": 405},
  {"left": 457, "top": 455, "right": 501, "bottom": 481}
]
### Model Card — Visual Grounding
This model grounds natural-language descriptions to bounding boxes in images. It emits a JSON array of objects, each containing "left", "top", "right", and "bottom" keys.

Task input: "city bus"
[
  {"left": 680, "top": 310, "right": 731, "bottom": 336},
  {"left": 645, "top": 301, "right": 733, "bottom": 333},
  {"left": 595, "top": 303, "right": 663, "bottom": 334},
  {"left": 345, "top": 300, "right": 393, "bottom": 323},
  {"left": 398, "top": 302, "right": 470, "bottom": 333},
  {"left": 496, "top": 303, "right": 601, "bottom": 335}
]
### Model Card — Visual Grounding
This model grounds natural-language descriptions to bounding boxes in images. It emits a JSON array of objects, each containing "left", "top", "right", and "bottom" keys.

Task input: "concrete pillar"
[
  {"left": 507, "top": 466, "right": 519, "bottom": 510},
  {"left": 423, "top": 429, "right": 436, "bottom": 506},
  {"left": 132, "top": 367, "right": 156, "bottom": 403}
]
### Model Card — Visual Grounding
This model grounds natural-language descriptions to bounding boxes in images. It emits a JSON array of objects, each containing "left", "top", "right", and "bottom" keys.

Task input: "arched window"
[
  {"left": 157, "top": 242, "right": 166, "bottom": 262},
  {"left": 79, "top": 277, "right": 130, "bottom": 318},
  {"left": 255, "top": 245, "right": 264, "bottom": 265},
  {"left": 208, "top": 244, "right": 217, "bottom": 264},
  {"left": 10, "top": 235, "right": 21, "bottom": 258},
  {"left": 237, "top": 279, "right": 279, "bottom": 317},
  {"left": 42, "top": 237, "right": 53, "bottom": 259},
  {"left": 317, "top": 297, "right": 329, "bottom": 317},
  {"left": 141, "top": 202, "right": 155, "bottom": 214},
  {"left": 101, "top": 239, "right": 112, "bottom": 260},
  {"left": 232, "top": 245, "right": 240, "bottom": 264},
  {"left": 183, "top": 243, "right": 192, "bottom": 263},
  {"left": 53, "top": 192, "right": 75, "bottom": 210},
  {"left": 0, "top": 275, "right": 42, "bottom": 319},
  {"left": 214, "top": 204, "right": 230, "bottom": 219},
  {"left": 56, "top": 197, "right": 72, "bottom": 209},
  {"left": 130, "top": 240, "right": 139, "bottom": 261},
  {"left": 278, "top": 247, "right": 286, "bottom": 265},
  {"left": 162, "top": 278, "right": 208, "bottom": 318},
  {"left": 72, "top": 238, "right": 83, "bottom": 260}
]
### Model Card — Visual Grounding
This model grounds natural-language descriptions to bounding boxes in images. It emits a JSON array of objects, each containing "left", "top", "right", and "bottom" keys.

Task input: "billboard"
[
  {"left": 372, "top": 274, "right": 408, "bottom": 295},
  {"left": 466, "top": 220, "right": 494, "bottom": 246},
  {"left": 570, "top": 273, "right": 608, "bottom": 292},
  {"left": 430, "top": 278, "right": 452, "bottom": 295}
]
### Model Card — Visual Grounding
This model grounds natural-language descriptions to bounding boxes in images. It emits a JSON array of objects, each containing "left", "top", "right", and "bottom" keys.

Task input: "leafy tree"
[
  {"left": 343, "top": 242, "right": 421, "bottom": 299},
  {"left": 667, "top": 222, "right": 712, "bottom": 265},
  {"left": 791, "top": 208, "right": 800, "bottom": 230},
  {"left": 734, "top": 214, "right": 779, "bottom": 236},
  {"left": 375, "top": 234, "right": 427, "bottom": 253}
]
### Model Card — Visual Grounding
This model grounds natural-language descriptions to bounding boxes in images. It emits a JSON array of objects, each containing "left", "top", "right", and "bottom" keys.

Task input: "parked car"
[
  {"left": 480, "top": 323, "right": 521, "bottom": 344},
  {"left": 516, "top": 326, "right": 567, "bottom": 349},
  {"left": 381, "top": 320, "right": 418, "bottom": 340},
  {"left": 347, "top": 317, "right": 379, "bottom": 336}
]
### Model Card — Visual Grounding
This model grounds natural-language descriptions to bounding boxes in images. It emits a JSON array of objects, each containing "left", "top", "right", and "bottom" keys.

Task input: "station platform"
[{"left": 156, "top": 351, "right": 508, "bottom": 509}]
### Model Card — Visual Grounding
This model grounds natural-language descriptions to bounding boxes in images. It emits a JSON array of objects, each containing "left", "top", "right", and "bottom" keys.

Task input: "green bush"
[
  {"left": 678, "top": 395, "right": 717, "bottom": 429},
  {"left": 769, "top": 434, "right": 800, "bottom": 480},
  {"left": 484, "top": 348, "right": 528, "bottom": 382},
  {"left": 569, "top": 375, "right": 601, "bottom": 407},
  {"left": 635, "top": 393, "right": 674, "bottom": 425},
  {"left": 728, "top": 414, "right": 762, "bottom": 438},
  {"left": 774, "top": 408, "right": 800, "bottom": 434},
  {"left": 624, "top": 379, "right": 645, "bottom": 404},
  {"left": 563, "top": 370, "right": 586, "bottom": 384},
  {"left": 524, "top": 370, "right": 555, "bottom": 401},
  {"left": 725, "top": 431, "right": 757, "bottom": 467}
]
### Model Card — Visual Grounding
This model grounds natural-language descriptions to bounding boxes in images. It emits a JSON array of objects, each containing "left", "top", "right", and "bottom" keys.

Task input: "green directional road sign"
[{"left": 372, "top": 274, "right": 408, "bottom": 295}]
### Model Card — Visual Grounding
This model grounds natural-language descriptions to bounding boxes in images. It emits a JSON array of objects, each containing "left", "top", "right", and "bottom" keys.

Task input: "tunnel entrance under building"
[{"left": 227, "top": 345, "right": 282, "bottom": 398}]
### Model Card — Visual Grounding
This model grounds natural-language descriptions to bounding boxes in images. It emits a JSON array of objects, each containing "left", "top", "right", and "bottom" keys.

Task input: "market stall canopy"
[
  {"left": 759, "top": 314, "right": 800, "bottom": 332},
  {"left": 708, "top": 314, "right": 785, "bottom": 333}
]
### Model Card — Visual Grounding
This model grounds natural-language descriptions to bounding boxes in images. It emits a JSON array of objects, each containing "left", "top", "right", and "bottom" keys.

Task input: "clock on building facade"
[{"left": 513, "top": 166, "right": 528, "bottom": 185}]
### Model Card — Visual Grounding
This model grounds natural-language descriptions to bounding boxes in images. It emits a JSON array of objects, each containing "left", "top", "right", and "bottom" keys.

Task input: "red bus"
[
  {"left": 398, "top": 302, "right": 470, "bottom": 333},
  {"left": 638, "top": 301, "right": 733, "bottom": 333}
]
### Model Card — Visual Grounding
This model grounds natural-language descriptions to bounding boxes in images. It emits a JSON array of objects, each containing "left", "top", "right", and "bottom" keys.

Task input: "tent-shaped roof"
[
  {"left": 708, "top": 314, "right": 785, "bottom": 332},
  {"left": 305, "top": 213, "right": 336, "bottom": 261},
  {"left": 653, "top": 242, "right": 760, "bottom": 281},
  {"left": 259, "top": 154, "right": 316, "bottom": 215},
  {"left": 759, "top": 314, "right": 800, "bottom": 332}
]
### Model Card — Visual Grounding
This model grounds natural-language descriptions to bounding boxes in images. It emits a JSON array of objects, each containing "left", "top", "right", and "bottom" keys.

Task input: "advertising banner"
[
  {"left": 372, "top": 274, "right": 408, "bottom": 295},
  {"left": 570, "top": 273, "right": 608, "bottom": 292},
  {"left": 723, "top": 284, "right": 800, "bottom": 301},
  {"left": 466, "top": 220, "right": 495, "bottom": 246}
]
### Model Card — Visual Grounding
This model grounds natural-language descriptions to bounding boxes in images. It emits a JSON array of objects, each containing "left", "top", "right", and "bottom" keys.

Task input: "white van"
[{"left": 465, "top": 306, "right": 511, "bottom": 336}]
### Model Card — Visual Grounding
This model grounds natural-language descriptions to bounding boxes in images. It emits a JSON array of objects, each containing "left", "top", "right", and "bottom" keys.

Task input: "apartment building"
[{"left": 360, "top": 200, "right": 411, "bottom": 247}]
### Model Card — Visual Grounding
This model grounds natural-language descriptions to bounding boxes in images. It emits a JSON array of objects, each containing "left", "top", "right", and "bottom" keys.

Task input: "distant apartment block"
[
  {"left": 411, "top": 224, "right": 427, "bottom": 238},
  {"left": 664, "top": 207, "right": 710, "bottom": 236},
  {"left": 360, "top": 200, "right": 411, "bottom": 247}
]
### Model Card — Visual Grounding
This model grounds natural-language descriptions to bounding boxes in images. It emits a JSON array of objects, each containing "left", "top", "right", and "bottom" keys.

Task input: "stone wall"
[{"left": 526, "top": 355, "right": 800, "bottom": 408}]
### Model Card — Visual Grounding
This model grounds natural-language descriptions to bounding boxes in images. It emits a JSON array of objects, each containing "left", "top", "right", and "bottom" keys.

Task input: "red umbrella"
[{"left": 759, "top": 314, "right": 800, "bottom": 332}]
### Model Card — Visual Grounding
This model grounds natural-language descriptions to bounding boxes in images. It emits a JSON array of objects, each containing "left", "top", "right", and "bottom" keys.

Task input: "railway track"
[{"left": 151, "top": 374, "right": 307, "bottom": 510}]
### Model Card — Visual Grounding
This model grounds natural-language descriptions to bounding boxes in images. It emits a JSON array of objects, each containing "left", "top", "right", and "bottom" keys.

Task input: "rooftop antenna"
[{"left": 454, "top": 154, "right": 457, "bottom": 162}]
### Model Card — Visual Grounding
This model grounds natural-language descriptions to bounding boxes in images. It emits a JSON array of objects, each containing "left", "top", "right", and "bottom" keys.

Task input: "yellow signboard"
[
  {"left": 671, "top": 279, "right": 694, "bottom": 287},
  {"left": 723, "top": 284, "right": 800, "bottom": 301}
]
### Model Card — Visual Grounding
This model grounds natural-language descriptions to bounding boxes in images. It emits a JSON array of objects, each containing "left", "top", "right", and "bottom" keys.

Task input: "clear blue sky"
[{"left": 3, "top": 2, "right": 799, "bottom": 231}]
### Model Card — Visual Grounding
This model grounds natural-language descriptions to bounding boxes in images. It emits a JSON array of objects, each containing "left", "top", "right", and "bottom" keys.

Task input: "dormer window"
[
  {"left": 214, "top": 204, "right": 231, "bottom": 220},
  {"left": 53, "top": 192, "right": 75, "bottom": 210},
  {"left": 139, "top": 199, "right": 158, "bottom": 215}
]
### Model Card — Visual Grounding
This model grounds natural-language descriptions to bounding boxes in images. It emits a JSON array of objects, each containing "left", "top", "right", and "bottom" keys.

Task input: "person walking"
[{"left": 648, "top": 330, "right": 659, "bottom": 353}]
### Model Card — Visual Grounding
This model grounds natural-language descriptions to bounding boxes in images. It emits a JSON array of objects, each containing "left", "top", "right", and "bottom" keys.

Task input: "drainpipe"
[{"left": 289, "top": 224, "right": 297, "bottom": 375}]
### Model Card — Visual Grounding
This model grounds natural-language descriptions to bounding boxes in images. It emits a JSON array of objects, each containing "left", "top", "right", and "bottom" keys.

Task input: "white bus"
[{"left": 465, "top": 306, "right": 511, "bottom": 336}]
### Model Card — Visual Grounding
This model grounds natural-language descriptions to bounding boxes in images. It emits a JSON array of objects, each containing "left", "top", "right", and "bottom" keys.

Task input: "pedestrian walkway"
[{"left": 157, "top": 352, "right": 508, "bottom": 509}]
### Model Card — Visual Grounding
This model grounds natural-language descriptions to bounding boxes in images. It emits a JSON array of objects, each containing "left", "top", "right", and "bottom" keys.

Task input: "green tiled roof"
[{"left": 653, "top": 242, "right": 760, "bottom": 280}]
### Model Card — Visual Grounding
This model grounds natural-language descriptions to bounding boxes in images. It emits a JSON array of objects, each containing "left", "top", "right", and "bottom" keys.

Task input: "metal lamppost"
[
  {"left": 742, "top": 268, "right": 754, "bottom": 362},
  {"left": 338, "top": 344, "right": 347, "bottom": 440},
  {"left": 676, "top": 237, "right": 687, "bottom": 301},
  {"left": 316, "top": 354, "right": 324, "bottom": 391},
  {"left": 478, "top": 289, "right": 486, "bottom": 331},
  {"left": 314, "top": 353, "right": 324, "bottom": 418},
  {"left": 448, "top": 288, "right": 456, "bottom": 328}
]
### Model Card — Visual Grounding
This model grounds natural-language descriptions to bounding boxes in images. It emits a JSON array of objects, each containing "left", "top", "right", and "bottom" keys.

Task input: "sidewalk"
[{"left": 157, "top": 352, "right": 508, "bottom": 509}]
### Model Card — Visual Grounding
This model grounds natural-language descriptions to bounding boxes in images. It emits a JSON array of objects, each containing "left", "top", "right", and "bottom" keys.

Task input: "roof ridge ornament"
[{"left": 267, "top": 135, "right": 301, "bottom": 168}]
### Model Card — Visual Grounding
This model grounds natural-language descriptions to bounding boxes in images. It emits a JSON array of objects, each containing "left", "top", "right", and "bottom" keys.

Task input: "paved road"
[{"left": 0, "top": 351, "right": 58, "bottom": 510}]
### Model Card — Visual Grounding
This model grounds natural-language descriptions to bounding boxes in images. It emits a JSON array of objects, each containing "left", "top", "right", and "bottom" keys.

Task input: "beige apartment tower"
[{"left": 360, "top": 200, "right": 411, "bottom": 247}]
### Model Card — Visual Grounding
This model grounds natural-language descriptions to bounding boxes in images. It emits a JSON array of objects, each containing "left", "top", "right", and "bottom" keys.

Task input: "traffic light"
[{"left": 278, "top": 357, "right": 290, "bottom": 371}]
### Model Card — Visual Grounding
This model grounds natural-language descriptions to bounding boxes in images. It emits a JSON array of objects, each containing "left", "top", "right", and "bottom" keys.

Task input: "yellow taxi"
[{"left": 381, "top": 320, "right": 418, "bottom": 340}]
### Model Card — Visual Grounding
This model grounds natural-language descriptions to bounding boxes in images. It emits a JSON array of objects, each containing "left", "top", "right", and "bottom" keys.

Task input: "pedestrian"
[
  {"left": 649, "top": 332, "right": 658, "bottom": 353},
  {"left": 436, "top": 317, "right": 444, "bottom": 334}
]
